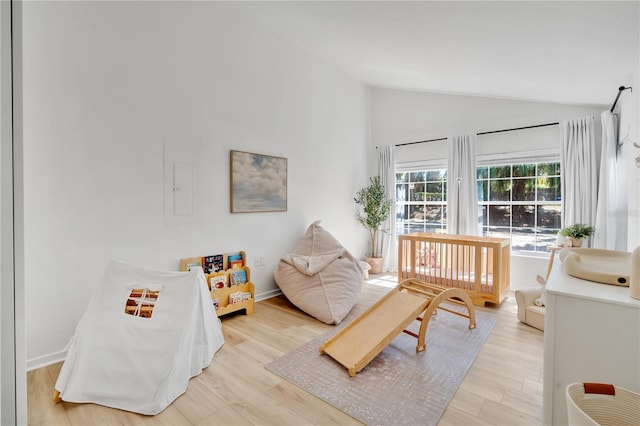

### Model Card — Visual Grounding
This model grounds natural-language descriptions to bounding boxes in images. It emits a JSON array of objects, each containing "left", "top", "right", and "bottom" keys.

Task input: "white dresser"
[{"left": 543, "top": 263, "right": 640, "bottom": 425}]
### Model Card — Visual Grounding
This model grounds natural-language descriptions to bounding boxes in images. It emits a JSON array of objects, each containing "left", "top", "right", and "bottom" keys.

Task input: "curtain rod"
[
  {"left": 395, "top": 122, "right": 559, "bottom": 147},
  {"left": 610, "top": 86, "right": 632, "bottom": 112}
]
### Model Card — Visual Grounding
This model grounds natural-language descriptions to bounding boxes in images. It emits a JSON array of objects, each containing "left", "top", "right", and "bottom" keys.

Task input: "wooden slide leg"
[
  {"left": 52, "top": 390, "right": 62, "bottom": 403},
  {"left": 415, "top": 288, "right": 476, "bottom": 353},
  {"left": 415, "top": 300, "right": 439, "bottom": 353},
  {"left": 452, "top": 289, "right": 476, "bottom": 330}
]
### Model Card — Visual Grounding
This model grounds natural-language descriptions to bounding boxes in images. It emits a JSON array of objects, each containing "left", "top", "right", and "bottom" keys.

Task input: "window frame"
[{"left": 395, "top": 150, "right": 561, "bottom": 254}]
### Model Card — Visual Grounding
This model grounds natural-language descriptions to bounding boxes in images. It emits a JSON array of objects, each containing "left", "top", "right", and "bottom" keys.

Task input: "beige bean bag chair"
[{"left": 275, "top": 221, "right": 364, "bottom": 325}]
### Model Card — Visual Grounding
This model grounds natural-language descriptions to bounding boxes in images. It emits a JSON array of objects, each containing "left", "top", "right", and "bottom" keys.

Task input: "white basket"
[{"left": 566, "top": 382, "right": 640, "bottom": 426}]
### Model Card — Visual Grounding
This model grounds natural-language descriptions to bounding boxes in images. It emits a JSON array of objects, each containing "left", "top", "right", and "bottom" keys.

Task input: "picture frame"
[{"left": 230, "top": 150, "right": 287, "bottom": 213}]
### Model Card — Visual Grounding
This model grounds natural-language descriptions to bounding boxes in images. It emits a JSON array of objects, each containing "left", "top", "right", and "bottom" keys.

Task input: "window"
[
  {"left": 396, "top": 161, "right": 561, "bottom": 253},
  {"left": 478, "top": 162, "right": 561, "bottom": 253},
  {"left": 125, "top": 288, "right": 160, "bottom": 318},
  {"left": 395, "top": 170, "right": 447, "bottom": 235}
]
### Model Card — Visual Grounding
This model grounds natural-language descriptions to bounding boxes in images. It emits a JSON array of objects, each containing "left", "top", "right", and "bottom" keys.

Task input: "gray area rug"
[{"left": 266, "top": 302, "right": 497, "bottom": 425}]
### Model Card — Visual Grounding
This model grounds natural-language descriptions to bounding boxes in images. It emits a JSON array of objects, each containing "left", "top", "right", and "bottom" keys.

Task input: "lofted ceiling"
[{"left": 230, "top": 1, "right": 640, "bottom": 107}]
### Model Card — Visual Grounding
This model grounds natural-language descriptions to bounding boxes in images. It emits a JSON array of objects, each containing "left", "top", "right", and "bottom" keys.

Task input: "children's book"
[
  {"left": 180, "top": 256, "right": 203, "bottom": 272},
  {"left": 230, "top": 269, "right": 247, "bottom": 286},
  {"left": 209, "top": 274, "right": 227, "bottom": 291},
  {"left": 185, "top": 261, "right": 202, "bottom": 272},
  {"left": 228, "top": 252, "right": 243, "bottom": 269},
  {"left": 229, "top": 292, "right": 243, "bottom": 304},
  {"left": 203, "top": 254, "right": 224, "bottom": 274}
]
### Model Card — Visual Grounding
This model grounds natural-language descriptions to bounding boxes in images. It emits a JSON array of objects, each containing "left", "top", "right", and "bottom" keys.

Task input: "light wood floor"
[{"left": 27, "top": 275, "right": 544, "bottom": 425}]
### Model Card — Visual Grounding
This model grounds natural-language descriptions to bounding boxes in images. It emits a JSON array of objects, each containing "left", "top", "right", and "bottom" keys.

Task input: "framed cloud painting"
[{"left": 230, "top": 150, "right": 287, "bottom": 213}]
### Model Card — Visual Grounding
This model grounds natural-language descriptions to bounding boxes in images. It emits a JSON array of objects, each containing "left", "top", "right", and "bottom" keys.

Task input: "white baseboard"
[
  {"left": 255, "top": 288, "right": 282, "bottom": 302},
  {"left": 27, "top": 350, "right": 66, "bottom": 372}
]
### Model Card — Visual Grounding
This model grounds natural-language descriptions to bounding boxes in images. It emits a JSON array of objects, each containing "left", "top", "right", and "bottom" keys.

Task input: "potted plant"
[
  {"left": 354, "top": 176, "right": 393, "bottom": 274},
  {"left": 558, "top": 223, "right": 595, "bottom": 247}
]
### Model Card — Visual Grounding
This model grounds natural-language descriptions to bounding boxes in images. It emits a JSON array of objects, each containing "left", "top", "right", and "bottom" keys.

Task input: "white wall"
[
  {"left": 371, "top": 88, "right": 606, "bottom": 289},
  {"left": 22, "top": 1, "right": 370, "bottom": 367}
]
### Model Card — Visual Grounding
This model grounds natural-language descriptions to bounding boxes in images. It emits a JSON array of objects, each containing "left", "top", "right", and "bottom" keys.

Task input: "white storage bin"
[{"left": 566, "top": 382, "right": 640, "bottom": 426}]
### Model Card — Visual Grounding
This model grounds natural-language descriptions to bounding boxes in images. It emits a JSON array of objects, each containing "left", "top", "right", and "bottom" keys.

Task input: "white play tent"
[{"left": 54, "top": 261, "right": 224, "bottom": 415}]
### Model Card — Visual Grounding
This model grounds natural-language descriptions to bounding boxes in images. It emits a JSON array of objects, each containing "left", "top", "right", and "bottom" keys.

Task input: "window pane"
[
  {"left": 490, "top": 165, "right": 511, "bottom": 178},
  {"left": 398, "top": 204, "right": 409, "bottom": 221},
  {"left": 409, "top": 171, "right": 425, "bottom": 182},
  {"left": 477, "top": 180, "right": 488, "bottom": 201},
  {"left": 538, "top": 162, "right": 560, "bottom": 176},
  {"left": 536, "top": 229, "right": 558, "bottom": 252},
  {"left": 489, "top": 180, "right": 511, "bottom": 201},
  {"left": 407, "top": 206, "right": 426, "bottom": 233},
  {"left": 409, "top": 205, "right": 425, "bottom": 221},
  {"left": 396, "top": 204, "right": 409, "bottom": 236},
  {"left": 537, "top": 204, "right": 561, "bottom": 229},
  {"left": 396, "top": 172, "right": 408, "bottom": 183},
  {"left": 513, "top": 164, "right": 536, "bottom": 177},
  {"left": 511, "top": 228, "right": 536, "bottom": 252},
  {"left": 407, "top": 221, "right": 426, "bottom": 233},
  {"left": 512, "top": 205, "right": 535, "bottom": 227},
  {"left": 480, "top": 205, "right": 487, "bottom": 226},
  {"left": 395, "top": 203, "right": 405, "bottom": 221},
  {"left": 423, "top": 206, "right": 444, "bottom": 225},
  {"left": 409, "top": 183, "right": 424, "bottom": 201},
  {"left": 537, "top": 176, "right": 561, "bottom": 201},
  {"left": 488, "top": 205, "right": 511, "bottom": 226},
  {"left": 396, "top": 183, "right": 408, "bottom": 202},
  {"left": 485, "top": 227, "right": 510, "bottom": 240},
  {"left": 406, "top": 206, "right": 446, "bottom": 232},
  {"left": 425, "top": 182, "right": 443, "bottom": 201},
  {"left": 426, "top": 169, "right": 446, "bottom": 181},
  {"left": 512, "top": 178, "right": 535, "bottom": 201},
  {"left": 476, "top": 167, "right": 488, "bottom": 179}
]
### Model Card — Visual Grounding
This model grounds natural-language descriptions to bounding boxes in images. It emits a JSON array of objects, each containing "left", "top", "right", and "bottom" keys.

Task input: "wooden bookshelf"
[{"left": 180, "top": 251, "right": 255, "bottom": 317}]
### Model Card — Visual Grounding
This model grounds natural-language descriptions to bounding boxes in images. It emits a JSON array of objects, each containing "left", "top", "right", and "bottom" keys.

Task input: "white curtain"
[
  {"left": 560, "top": 116, "right": 597, "bottom": 244},
  {"left": 447, "top": 135, "right": 479, "bottom": 236},
  {"left": 594, "top": 111, "right": 627, "bottom": 250},
  {"left": 378, "top": 145, "right": 397, "bottom": 272}
]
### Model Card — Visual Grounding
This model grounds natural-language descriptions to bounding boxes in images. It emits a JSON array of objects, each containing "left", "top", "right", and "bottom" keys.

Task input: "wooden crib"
[{"left": 398, "top": 232, "right": 510, "bottom": 306}]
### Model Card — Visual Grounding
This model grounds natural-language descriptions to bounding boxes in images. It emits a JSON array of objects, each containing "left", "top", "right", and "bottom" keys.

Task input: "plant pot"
[
  {"left": 569, "top": 237, "right": 583, "bottom": 247},
  {"left": 364, "top": 257, "right": 383, "bottom": 275}
]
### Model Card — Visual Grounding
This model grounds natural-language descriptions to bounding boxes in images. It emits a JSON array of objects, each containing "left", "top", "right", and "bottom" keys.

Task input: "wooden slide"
[{"left": 319, "top": 278, "right": 476, "bottom": 377}]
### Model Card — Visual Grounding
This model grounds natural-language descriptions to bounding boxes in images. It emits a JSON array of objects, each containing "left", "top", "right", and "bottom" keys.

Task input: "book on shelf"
[
  {"left": 209, "top": 273, "right": 227, "bottom": 291},
  {"left": 180, "top": 256, "right": 203, "bottom": 272},
  {"left": 185, "top": 261, "right": 202, "bottom": 271},
  {"left": 203, "top": 254, "right": 224, "bottom": 274},
  {"left": 229, "top": 269, "right": 247, "bottom": 286},
  {"left": 227, "top": 252, "right": 243, "bottom": 269},
  {"left": 212, "top": 298, "right": 220, "bottom": 311},
  {"left": 229, "top": 292, "right": 243, "bottom": 304}
]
